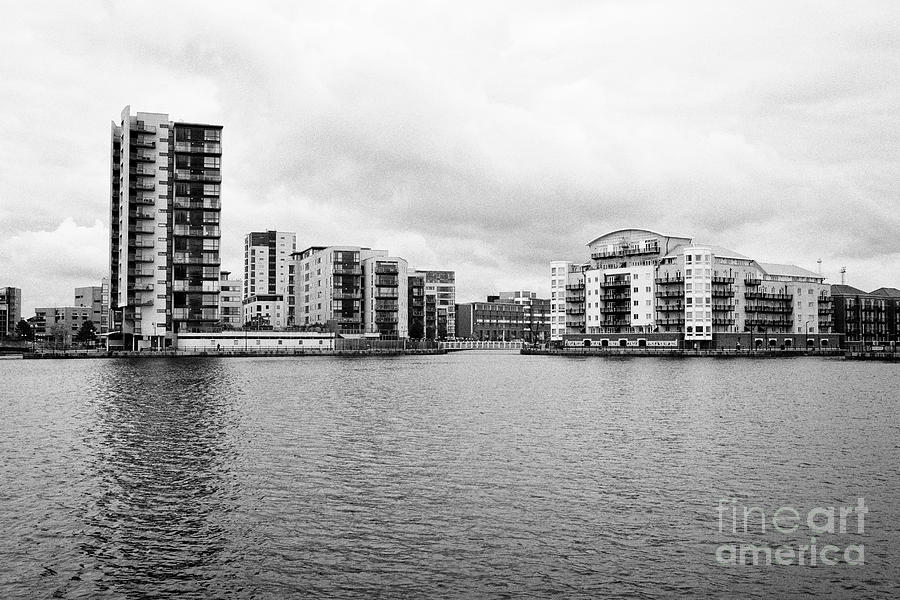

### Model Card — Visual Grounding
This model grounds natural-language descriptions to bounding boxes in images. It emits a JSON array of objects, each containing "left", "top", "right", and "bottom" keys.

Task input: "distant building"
[
  {"left": 33, "top": 306, "right": 93, "bottom": 342},
  {"left": 831, "top": 285, "right": 900, "bottom": 349},
  {"left": 456, "top": 294, "right": 551, "bottom": 343},
  {"left": 109, "top": 106, "right": 223, "bottom": 350},
  {"left": 243, "top": 231, "right": 295, "bottom": 329},
  {"left": 362, "top": 256, "right": 408, "bottom": 338},
  {"left": 291, "top": 246, "right": 388, "bottom": 333},
  {"left": 0, "top": 287, "right": 22, "bottom": 338},
  {"left": 411, "top": 270, "right": 456, "bottom": 340},
  {"left": 407, "top": 274, "right": 426, "bottom": 338},
  {"left": 219, "top": 270, "right": 243, "bottom": 329},
  {"left": 551, "top": 228, "right": 836, "bottom": 348},
  {"left": 74, "top": 285, "right": 104, "bottom": 331}
]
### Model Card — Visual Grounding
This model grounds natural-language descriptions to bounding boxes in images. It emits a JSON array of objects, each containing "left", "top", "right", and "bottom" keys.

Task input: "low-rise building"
[
  {"left": 33, "top": 306, "right": 94, "bottom": 344},
  {"left": 456, "top": 293, "right": 551, "bottom": 342},
  {"left": 832, "top": 285, "right": 900, "bottom": 350}
]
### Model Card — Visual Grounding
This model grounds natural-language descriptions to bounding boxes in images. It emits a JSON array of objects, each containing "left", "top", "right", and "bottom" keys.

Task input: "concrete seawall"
[{"left": 21, "top": 348, "right": 447, "bottom": 359}]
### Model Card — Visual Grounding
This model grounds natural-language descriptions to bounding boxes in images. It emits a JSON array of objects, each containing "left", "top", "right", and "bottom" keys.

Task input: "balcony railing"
[
  {"left": 374, "top": 277, "right": 399, "bottom": 287},
  {"left": 565, "top": 282, "right": 585, "bottom": 290},
  {"left": 130, "top": 152, "right": 156, "bottom": 162},
  {"left": 375, "top": 290, "right": 400, "bottom": 298},
  {"left": 132, "top": 122, "right": 157, "bottom": 134},
  {"left": 132, "top": 240, "right": 155, "bottom": 248},
  {"left": 601, "top": 278, "right": 631, "bottom": 288},
  {"left": 130, "top": 210, "right": 155, "bottom": 220},
  {"left": 745, "top": 292, "right": 792, "bottom": 301},
  {"left": 128, "top": 269, "right": 155, "bottom": 277},
  {"left": 711, "top": 289, "right": 735, "bottom": 297},
  {"left": 129, "top": 253, "right": 155, "bottom": 262},
  {"left": 745, "top": 304, "right": 793, "bottom": 314},
  {"left": 655, "top": 290, "right": 685, "bottom": 298},
  {"left": 658, "top": 303, "right": 685, "bottom": 312},
  {"left": 130, "top": 181, "right": 156, "bottom": 191},
  {"left": 375, "top": 315, "right": 399, "bottom": 324},
  {"left": 744, "top": 277, "right": 762, "bottom": 286},
  {"left": 565, "top": 294, "right": 585, "bottom": 302},
  {"left": 174, "top": 169, "right": 222, "bottom": 182},
  {"left": 174, "top": 142, "right": 221, "bottom": 154},
  {"left": 654, "top": 276, "right": 684, "bottom": 285},
  {"left": 745, "top": 318, "right": 792, "bottom": 327},
  {"left": 131, "top": 138, "right": 156, "bottom": 148},
  {"left": 174, "top": 225, "right": 220, "bottom": 237},
  {"left": 602, "top": 306, "right": 631, "bottom": 314},
  {"left": 711, "top": 276, "right": 735, "bottom": 284},
  {"left": 565, "top": 307, "right": 585, "bottom": 315},
  {"left": 333, "top": 265, "right": 362, "bottom": 275},
  {"left": 174, "top": 197, "right": 221, "bottom": 210},
  {"left": 375, "top": 302, "right": 399, "bottom": 311},
  {"left": 332, "top": 289, "right": 362, "bottom": 299},
  {"left": 130, "top": 167, "right": 156, "bottom": 177},
  {"left": 132, "top": 196, "right": 156, "bottom": 205},
  {"left": 375, "top": 265, "right": 399, "bottom": 274},
  {"left": 591, "top": 243, "right": 659, "bottom": 259}
]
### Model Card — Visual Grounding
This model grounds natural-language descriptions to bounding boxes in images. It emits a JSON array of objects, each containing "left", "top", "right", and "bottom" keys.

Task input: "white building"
[
  {"left": 362, "top": 256, "right": 408, "bottom": 338},
  {"left": 242, "top": 230, "right": 295, "bottom": 329}
]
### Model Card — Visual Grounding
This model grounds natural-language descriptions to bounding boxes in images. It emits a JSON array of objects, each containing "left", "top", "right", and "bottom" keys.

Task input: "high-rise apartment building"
[
  {"left": 0, "top": 287, "right": 22, "bottom": 338},
  {"left": 407, "top": 274, "right": 426, "bottom": 338},
  {"left": 242, "top": 231, "right": 295, "bottom": 329},
  {"left": 109, "top": 106, "right": 222, "bottom": 350}
]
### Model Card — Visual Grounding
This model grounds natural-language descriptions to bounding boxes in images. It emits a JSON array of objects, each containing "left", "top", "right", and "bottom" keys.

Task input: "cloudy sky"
[{"left": 1, "top": 1, "right": 898, "bottom": 313}]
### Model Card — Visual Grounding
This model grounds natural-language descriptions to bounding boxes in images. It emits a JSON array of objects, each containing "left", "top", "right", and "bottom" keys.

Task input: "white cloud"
[{"left": 1, "top": 1, "right": 899, "bottom": 313}]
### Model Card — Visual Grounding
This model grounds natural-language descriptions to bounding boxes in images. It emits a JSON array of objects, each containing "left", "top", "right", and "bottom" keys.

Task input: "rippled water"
[{"left": 1, "top": 354, "right": 899, "bottom": 598}]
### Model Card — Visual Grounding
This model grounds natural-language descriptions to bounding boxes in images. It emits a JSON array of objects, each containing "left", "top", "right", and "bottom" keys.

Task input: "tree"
[
  {"left": 74, "top": 320, "right": 97, "bottom": 346},
  {"left": 14, "top": 319, "right": 33, "bottom": 341},
  {"left": 408, "top": 319, "right": 424, "bottom": 340},
  {"left": 48, "top": 322, "right": 70, "bottom": 350}
]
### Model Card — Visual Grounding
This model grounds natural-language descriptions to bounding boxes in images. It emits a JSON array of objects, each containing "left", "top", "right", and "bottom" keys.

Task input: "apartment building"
[
  {"left": 219, "top": 270, "right": 243, "bottom": 329},
  {"left": 0, "top": 287, "right": 22, "bottom": 338},
  {"left": 109, "top": 106, "right": 223, "bottom": 350},
  {"left": 411, "top": 270, "right": 456, "bottom": 340},
  {"left": 33, "top": 306, "right": 93, "bottom": 342},
  {"left": 291, "top": 246, "right": 388, "bottom": 333},
  {"left": 73, "top": 282, "right": 110, "bottom": 333},
  {"left": 362, "top": 256, "right": 409, "bottom": 338},
  {"left": 832, "top": 285, "right": 900, "bottom": 349},
  {"left": 408, "top": 274, "right": 426, "bottom": 338},
  {"left": 551, "top": 228, "right": 834, "bottom": 347},
  {"left": 243, "top": 231, "right": 295, "bottom": 329}
]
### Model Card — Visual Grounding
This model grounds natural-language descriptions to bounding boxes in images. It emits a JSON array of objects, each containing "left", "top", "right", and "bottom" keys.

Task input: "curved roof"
[{"left": 586, "top": 228, "right": 692, "bottom": 247}]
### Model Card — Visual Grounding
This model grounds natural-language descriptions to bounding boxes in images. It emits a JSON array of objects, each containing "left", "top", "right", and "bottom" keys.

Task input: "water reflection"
[{"left": 79, "top": 359, "right": 240, "bottom": 599}]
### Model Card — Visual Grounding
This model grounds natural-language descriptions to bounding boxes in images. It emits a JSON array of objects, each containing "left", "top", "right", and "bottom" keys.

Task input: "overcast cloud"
[{"left": 1, "top": 1, "right": 898, "bottom": 313}]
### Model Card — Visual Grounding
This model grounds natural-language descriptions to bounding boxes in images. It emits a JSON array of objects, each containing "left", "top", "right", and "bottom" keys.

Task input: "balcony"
[
  {"left": 713, "top": 317, "right": 735, "bottom": 325},
  {"left": 174, "top": 141, "right": 221, "bottom": 154},
  {"left": 655, "top": 290, "right": 685, "bottom": 298},
  {"left": 130, "top": 210, "right": 155, "bottom": 220},
  {"left": 711, "top": 276, "right": 735, "bottom": 284},
  {"left": 375, "top": 302, "right": 399, "bottom": 311},
  {"left": 565, "top": 307, "right": 585, "bottom": 315},
  {"left": 658, "top": 303, "right": 685, "bottom": 312},
  {"left": 603, "top": 293, "right": 629, "bottom": 300},
  {"left": 745, "top": 291, "right": 792, "bottom": 301},
  {"left": 818, "top": 307, "right": 834, "bottom": 315},
  {"left": 129, "top": 253, "right": 155, "bottom": 262},
  {"left": 173, "top": 252, "right": 219, "bottom": 265},
  {"left": 332, "top": 289, "right": 362, "bottom": 299},
  {"left": 601, "top": 278, "right": 631, "bottom": 288},
  {"left": 654, "top": 276, "right": 684, "bottom": 285},
  {"left": 130, "top": 167, "right": 156, "bottom": 177},
  {"left": 745, "top": 304, "right": 793, "bottom": 314},
  {"left": 374, "top": 276, "right": 399, "bottom": 287},
  {"left": 375, "top": 289, "right": 400, "bottom": 298},
  {"left": 712, "top": 303, "right": 734, "bottom": 311},
  {"left": 174, "top": 169, "right": 222, "bottom": 182},
  {"left": 128, "top": 224, "right": 156, "bottom": 234},
  {"left": 130, "top": 152, "right": 156, "bottom": 162},
  {"left": 128, "top": 284, "right": 154, "bottom": 292},
  {"left": 333, "top": 265, "right": 362, "bottom": 275},
  {"left": 128, "top": 269, "right": 155, "bottom": 278},
  {"left": 745, "top": 318, "right": 792, "bottom": 328},
  {"left": 172, "top": 308, "right": 219, "bottom": 321},
  {"left": 375, "top": 314, "right": 399, "bottom": 324},
  {"left": 602, "top": 306, "right": 631, "bottom": 314},
  {"left": 744, "top": 277, "right": 762, "bottom": 286},
  {"left": 711, "top": 289, "right": 735, "bottom": 297},
  {"left": 131, "top": 138, "right": 156, "bottom": 148},
  {"left": 174, "top": 225, "right": 220, "bottom": 237},
  {"left": 565, "top": 294, "right": 585, "bottom": 303},
  {"left": 657, "top": 318, "right": 685, "bottom": 326},
  {"left": 375, "top": 265, "right": 399, "bottom": 274},
  {"left": 565, "top": 282, "right": 585, "bottom": 290},
  {"left": 132, "top": 122, "right": 157, "bottom": 134},
  {"left": 591, "top": 243, "right": 659, "bottom": 259},
  {"left": 174, "top": 197, "right": 221, "bottom": 210},
  {"left": 132, "top": 196, "right": 156, "bottom": 205},
  {"left": 132, "top": 240, "right": 155, "bottom": 249},
  {"left": 130, "top": 181, "right": 156, "bottom": 191}
]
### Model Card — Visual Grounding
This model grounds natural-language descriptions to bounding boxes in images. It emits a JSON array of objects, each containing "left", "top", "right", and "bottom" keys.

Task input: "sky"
[{"left": 1, "top": 1, "right": 898, "bottom": 314}]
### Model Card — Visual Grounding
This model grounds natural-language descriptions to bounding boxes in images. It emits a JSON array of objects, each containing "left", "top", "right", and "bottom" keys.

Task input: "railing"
[
  {"left": 333, "top": 265, "right": 362, "bottom": 275},
  {"left": 375, "top": 316, "right": 399, "bottom": 324},
  {"left": 375, "top": 302, "right": 399, "bottom": 311},
  {"left": 132, "top": 240, "right": 155, "bottom": 248},
  {"left": 745, "top": 292, "right": 792, "bottom": 301},
  {"left": 130, "top": 210, "right": 155, "bottom": 220},
  {"left": 711, "top": 289, "right": 735, "bottom": 297},
  {"left": 131, "top": 167, "right": 156, "bottom": 176},
  {"left": 173, "top": 225, "right": 220, "bottom": 237},
  {"left": 132, "top": 197, "right": 156, "bottom": 205},
  {"left": 374, "top": 277, "right": 399, "bottom": 286},
  {"left": 602, "top": 306, "right": 630, "bottom": 314},
  {"left": 130, "top": 152, "right": 156, "bottom": 162},
  {"left": 174, "top": 170, "right": 222, "bottom": 182},
  {"left": 655, "top": 290, "right": 685, "bottom": 297},
  {"left": 602, "top": 278, "right": 631, "bottom": 287},
  {"left": 711, "top": 276, "right": 735, "bottom": 284},
  {"left": 332, "top": 290, "right": 362, "bottom": 299},
  {"left": 655, "top": 276, "right": 684, "bottom": 285},
  {"left": 591, "top": 244, "right": 659, "bottom": 259},
  {"left": 131, "top": 138, "right": 155, "bottom": 148},
  {"left": 129, "top": 253, "right": 155, "bottom": 262},
  {"left": 565, "top": 308, "right": 585, "bottom": 315},
  {"left": 375, "top": 290, "right": 399, "bottom": 298},
  {"left": 658, "top": 303, "right": 685, "bottom": 311},
  {"left": 131, "top": 122, "right": 157, "bottom": 134},
  {"left": 374, "top": 265, "right": 399, "bottom": 274},
  {"left": 745, "top": 304, "right": 793, "bottom": 314},
  {"left": 565, "top": 282, "right": 585, "bottom": 290},
  {"left": 128, "top": 269, "right": 155, "bottom": 277},
  {"left": 744, "top": 277, "right": 762, "bottom": 286},
  {"left": 174, "top": 197, "right": 220, "bottom": 210},
  {"left": 130, "top": 181, "right": 155, "bottom": 190},
  {"left": 174, "top": 142, "right": 221, "bottom": 154}
]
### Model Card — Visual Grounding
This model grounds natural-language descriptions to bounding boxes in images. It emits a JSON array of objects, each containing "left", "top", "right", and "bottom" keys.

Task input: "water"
[{"left": 1, "top": 354, "right": 898, "bottom": 598}]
